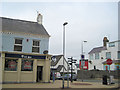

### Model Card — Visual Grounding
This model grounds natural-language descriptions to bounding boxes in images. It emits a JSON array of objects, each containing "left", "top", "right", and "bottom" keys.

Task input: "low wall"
[{"left": 77, "top": 70, "right": 120, "bottom": 79}]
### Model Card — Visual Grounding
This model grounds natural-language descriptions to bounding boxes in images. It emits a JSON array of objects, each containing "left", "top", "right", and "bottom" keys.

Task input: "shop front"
[{"left": 1, "top": 51, "right": 51, "bottom": 83}]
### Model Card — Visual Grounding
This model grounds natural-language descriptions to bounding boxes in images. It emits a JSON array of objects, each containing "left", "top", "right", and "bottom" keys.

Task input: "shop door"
[{"left": 37, "top": 66, "right": 43, "bottom": 82}]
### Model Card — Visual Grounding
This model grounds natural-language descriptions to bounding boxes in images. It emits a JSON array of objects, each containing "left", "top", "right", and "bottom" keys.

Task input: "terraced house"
[{"left": 0, "top": 13, "right": 51, "bottom": 83}]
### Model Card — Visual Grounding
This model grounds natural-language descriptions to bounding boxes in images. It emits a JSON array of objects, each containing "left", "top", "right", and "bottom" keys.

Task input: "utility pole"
[
  {"left": 81, "top": 41, "right": 87, "bottom": 82},
  {"left": 62, "top": 22, "right": 68, "bottom": 89}
]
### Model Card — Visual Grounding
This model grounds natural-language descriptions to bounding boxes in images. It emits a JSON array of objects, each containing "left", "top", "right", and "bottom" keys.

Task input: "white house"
[
  {"left": 51, "top": 55, "right": 78, "bottom": 77},
  {"left": 88, "top": 37, "right": 120, "bottom": 70},
  {"left": 51, "top": 55, "right": 68, "bottom": 74}
]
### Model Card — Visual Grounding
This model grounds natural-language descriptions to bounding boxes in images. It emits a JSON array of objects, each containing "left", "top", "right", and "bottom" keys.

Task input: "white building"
[
  {"left": 51, "top": 55, "right": 78, "bottom": 76},
  {"left": 51, "top": 55, "right": 68, "bottom": 74},
  {"left": 88, "top": 37, "right": 120, "bottom": 70}
]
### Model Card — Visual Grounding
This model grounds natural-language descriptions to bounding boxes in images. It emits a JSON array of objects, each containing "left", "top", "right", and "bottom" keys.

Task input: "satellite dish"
[{"left": 43, "top": 50, "right": 48, "bottom": 54}]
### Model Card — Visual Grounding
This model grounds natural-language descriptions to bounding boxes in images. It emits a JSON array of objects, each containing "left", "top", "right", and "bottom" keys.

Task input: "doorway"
[{"left": 37, "top": 66, "right": 43, "bottom": 82}]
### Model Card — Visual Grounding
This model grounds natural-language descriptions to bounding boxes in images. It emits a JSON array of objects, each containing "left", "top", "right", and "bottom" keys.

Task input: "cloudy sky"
[{"left": 1, "top": 0, "right": 118, "bottom": 63}]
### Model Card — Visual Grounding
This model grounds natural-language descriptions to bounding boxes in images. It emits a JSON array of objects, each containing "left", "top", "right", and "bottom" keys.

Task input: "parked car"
[{"left": 61, "top": 74, "right": 77, "bottom": 81}]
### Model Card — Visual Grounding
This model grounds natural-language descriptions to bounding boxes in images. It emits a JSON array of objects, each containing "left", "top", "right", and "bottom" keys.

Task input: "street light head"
[
  {"left": 63, "top": 22, "right": 68, "bottom": 26},
  {"left": 83, "top": 41, "right": 87, "bottom": 43}
]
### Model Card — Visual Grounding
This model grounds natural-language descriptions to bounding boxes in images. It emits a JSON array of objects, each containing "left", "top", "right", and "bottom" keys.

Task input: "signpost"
[{"left": 106, "top": 59, "right": 112, "bottom": 85}]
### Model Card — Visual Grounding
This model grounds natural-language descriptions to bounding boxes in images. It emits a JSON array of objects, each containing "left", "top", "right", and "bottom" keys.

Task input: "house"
[
  {"left": 51, "top": 55, "right": 78, "bottom": 78},
  {"left": 51, "top": 55, "right": 68, "bottom": 75},
  {"left": 88, "top": 37, "right": 120, "bottom": 70},
  {"left": 0, "top": 13, "right": 51, "bottom": 83}
]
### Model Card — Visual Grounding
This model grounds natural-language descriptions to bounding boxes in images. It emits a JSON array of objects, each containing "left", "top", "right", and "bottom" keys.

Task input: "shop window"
[
  {"left": 14, "top": 38, "right": 23, "bottom": 51},
  {"left": 106, "top": 52, "right": 111, "bottom": 59},
  {"left": 32, "top": 40, "right": 40, "bottom": 53},
  {"left": 21, "top": 60, "right": 33, "bottom": 71},
  {"left": 4, "top": 59, "right": 18, "bottom": 71},
  {"left": 115, "top": 65, "right": 120, "bottom": 70}
]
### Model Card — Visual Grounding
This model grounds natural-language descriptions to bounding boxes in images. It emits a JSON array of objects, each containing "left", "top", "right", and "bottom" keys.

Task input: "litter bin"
[
  {"left": 102, "top": 75, "right": 108, "bottom": 85},
  {"left": 110, "top": 75, "right": 114, "bottom": 84}
]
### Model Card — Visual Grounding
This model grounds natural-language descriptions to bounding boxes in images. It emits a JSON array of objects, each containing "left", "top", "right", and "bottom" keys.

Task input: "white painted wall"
[{"left": 88, "top": 40, "right": 119, "bottom": 70}]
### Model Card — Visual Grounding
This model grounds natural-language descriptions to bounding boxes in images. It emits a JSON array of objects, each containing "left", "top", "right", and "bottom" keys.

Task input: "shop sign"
[{"left": 5, "top": 53, "right": 46, "bottom": 59}]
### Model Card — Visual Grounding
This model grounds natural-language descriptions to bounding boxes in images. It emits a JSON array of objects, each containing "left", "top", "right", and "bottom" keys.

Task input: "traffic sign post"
[{"left": 106, "top": 59, "right": 113, "bottom": 85}]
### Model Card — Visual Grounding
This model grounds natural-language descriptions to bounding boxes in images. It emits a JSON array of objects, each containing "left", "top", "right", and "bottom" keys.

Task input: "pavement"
[{"left": 1, "top": 80, "right": 119, "bottom": 89}]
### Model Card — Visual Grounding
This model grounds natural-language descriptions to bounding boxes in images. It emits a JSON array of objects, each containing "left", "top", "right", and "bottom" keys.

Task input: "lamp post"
[
  {"left": 62, "top": 22, "right": 68, "bottom": 89},
  {"left": 81, "top": 41, "right": 87, "bottom": 82}
]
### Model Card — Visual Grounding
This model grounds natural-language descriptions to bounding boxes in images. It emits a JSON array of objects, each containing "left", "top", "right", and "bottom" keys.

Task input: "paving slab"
[{"left": 1, "top": 80, "right": 119, "bottom": 89}]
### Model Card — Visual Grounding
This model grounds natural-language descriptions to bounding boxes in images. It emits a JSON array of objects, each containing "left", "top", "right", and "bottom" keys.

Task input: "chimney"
[
  {"left": 103, "top": 37, "right": 109, "bottom": 47},
  {"left": 37, "top": 12, "right": 42, "bottom": 24}
]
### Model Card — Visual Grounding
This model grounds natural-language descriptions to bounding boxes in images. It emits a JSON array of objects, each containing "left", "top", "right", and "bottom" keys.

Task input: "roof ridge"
[{"left": 1, "top": 17, "right": 37, "bottom": 24}]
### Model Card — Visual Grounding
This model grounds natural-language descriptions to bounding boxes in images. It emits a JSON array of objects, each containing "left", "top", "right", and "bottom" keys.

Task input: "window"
[
  {"left": 106, "top": 52, "right": 111, "bottom": 59},
  {"left": 4, "top": 59, "right": 18, "bottom": 71},
  {"left": 21, "top": 60, "right": 33, "bottom": 71},
  {"left": 14, "top": 38, "right": 23, "bottom": 51},
  {"left": 109, "top": 42, "right": 115, "bottom": 47},
  {"left": 95, "top": 53, "right": 99, "bottom": 59},
  {"left": 118, "top": 51, "right": 120, "bottom": 59},
  {"left": 90, "top": 54, "right": 93, "bottom": 60},
  {"left": 32, "top": 40, "right": 40, "bottom": 53}
]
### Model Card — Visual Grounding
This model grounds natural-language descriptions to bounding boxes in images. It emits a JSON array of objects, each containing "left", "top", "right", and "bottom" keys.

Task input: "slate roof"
[
  {"left": 88, "top": 46, "right": 107, "bottom": 54},
  {"left": 0, "top": 17, "right": 50, "bottom": 37}
]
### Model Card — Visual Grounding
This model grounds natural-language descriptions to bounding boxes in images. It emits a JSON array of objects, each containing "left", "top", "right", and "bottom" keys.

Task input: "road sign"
[
  {"left": 106, "top": 59, "right": 112, "bottom": 65},
  {"left": 81, "top": 55, "right": 84, "bottom": 59}
]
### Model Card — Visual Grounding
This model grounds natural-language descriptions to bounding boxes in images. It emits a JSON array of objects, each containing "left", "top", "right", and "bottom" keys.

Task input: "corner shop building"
[{"left": 0, "top": 16, "right": 51, "bottom": 83}]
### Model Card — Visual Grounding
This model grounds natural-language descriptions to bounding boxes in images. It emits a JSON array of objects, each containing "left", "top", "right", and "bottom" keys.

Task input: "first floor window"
[
  {"left": 32, "top": 40, "right": 40, "bottom": 53},
  {"left": 4, "top": 59, "right": 18, "bottom": 71},
  {"left": 106, "top": 52, "right": 111, "bottom": 59},
  {"left": 90, "top": 54, "right": 93, "bottom": 60},
  {"left": 14, "top": 38, "right": 23, "bottom": 51},
  {"left": 21, "top": 60, "right": 33, "bottom": 71},
  {"left": 95, "top": 53, "right": 99, "bottom": 59}
]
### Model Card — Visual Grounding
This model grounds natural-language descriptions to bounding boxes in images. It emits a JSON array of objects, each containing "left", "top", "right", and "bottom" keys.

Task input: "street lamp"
[
  {"left": 62, "top": 22, "right": 68, "bottom": 89},
  {"left": 81, "top": 41, "right": 87, "bottom": 82}
]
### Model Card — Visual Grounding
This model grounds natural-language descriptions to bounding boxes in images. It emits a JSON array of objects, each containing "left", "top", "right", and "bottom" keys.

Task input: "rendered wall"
[{"left": 2, "top": 33, "right": 49, "bottom": 54}]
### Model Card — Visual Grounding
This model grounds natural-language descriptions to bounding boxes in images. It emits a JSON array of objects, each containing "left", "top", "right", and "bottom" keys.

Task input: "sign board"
[
  {"left": 8, "top": 61, "right": 16, "bottom": 69},
  {"left": 5, "top": 53, "right": 46, "bottom": 59},
  {"left": 106, "top": 59, "right": 112, "bottom": 65},
  {"left": 81, "top": 55, "right": 84, "bottom": 59},
  {"left": 79, "top": 60, "right": 88, "bottom": 70}
]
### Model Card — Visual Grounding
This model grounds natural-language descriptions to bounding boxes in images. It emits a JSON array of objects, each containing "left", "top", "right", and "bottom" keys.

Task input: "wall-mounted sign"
[
  {"left": 79, "top": 60, "right": 88, "bottom": 70},
  {"left": 106, "top": 59, "right": 112, "bottom": 65},
  {"left": 5, "top": 53, "right": 46, "bottom": 59}
]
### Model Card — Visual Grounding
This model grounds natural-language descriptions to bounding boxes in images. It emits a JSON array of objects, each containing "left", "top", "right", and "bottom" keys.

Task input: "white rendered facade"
[{"left": 88, "top": 40, "right": 120, "bottom": 70}]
